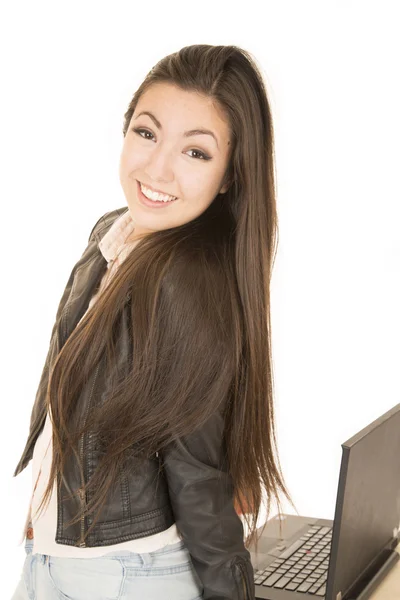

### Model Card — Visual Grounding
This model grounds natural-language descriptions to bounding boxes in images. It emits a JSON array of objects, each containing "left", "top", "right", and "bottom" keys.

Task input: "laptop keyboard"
[{"left": 253, "top": 524, "right": 332, "bottom": 596}]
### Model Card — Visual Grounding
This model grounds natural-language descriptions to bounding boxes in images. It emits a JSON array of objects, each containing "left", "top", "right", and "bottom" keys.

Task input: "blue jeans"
[{"left": 11, "top": 534, "right": 204, "bottom": 599}]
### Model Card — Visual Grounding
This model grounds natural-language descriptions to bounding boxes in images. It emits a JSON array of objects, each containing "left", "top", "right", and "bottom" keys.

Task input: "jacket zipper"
[{"left": 78, "top": 362, "right": 100, "bottom": 547}]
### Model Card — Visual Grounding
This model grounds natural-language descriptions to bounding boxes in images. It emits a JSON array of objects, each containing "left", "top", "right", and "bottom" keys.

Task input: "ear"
[{"left": 219, "top": 179, "right": 232, "bottom": 195}]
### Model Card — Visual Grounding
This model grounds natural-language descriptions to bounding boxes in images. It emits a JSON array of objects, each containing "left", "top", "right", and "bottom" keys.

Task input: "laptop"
[{"left": 247, "top": 402, "right": 400, "bottom": 599}]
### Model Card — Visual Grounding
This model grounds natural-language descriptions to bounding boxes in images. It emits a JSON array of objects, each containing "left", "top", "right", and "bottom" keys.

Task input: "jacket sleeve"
[
  {"left": 161, "top": 408, "right": 255, "bottom": 599},
  {"left": 13, "top": 212, "right": 107, "bottom": 478}
]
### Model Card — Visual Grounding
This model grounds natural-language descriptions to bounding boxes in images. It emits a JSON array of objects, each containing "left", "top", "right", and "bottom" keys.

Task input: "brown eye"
[
  {"left": 132, "top": 128, "right": 212, "bottom": 161},
  {"left": 133, "top": 127, "right": 154, "bottom": 141},
  {"left": 187, "top": 149, "right": 210, "bottom": 160}
]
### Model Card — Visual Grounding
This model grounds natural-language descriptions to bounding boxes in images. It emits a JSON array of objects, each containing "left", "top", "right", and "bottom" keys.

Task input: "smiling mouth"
[
  {"left": 136, "top": 180, "right": 179, "bottom": 206},
  {"left": 138, "top": 180, "right": 178, "bottom": 200}
]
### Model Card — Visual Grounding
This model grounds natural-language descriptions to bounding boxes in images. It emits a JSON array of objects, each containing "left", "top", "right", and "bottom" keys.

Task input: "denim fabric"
[{"left": 11, "top": 535, "right": 204, "bottom": 599}]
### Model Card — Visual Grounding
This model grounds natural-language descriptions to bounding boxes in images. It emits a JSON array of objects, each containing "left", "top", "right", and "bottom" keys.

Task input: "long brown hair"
[{"left": 34, "top": 44, "right": 297, "bottom": 553}]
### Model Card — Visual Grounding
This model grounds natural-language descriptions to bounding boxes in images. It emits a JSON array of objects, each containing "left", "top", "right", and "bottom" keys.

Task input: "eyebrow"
[{"left": 134, "top": 110, "right": 219, "bottom": 150}]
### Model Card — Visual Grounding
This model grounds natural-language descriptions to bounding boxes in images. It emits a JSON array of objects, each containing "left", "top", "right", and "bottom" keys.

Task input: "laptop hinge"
[{"left": 343, "top": 543, "right": 399, "bottom": 600}]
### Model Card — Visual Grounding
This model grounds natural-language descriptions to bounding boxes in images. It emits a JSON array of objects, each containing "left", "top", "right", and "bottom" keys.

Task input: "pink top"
[{"left": 18, "top": 208, "right": 181, "bottom": 556}]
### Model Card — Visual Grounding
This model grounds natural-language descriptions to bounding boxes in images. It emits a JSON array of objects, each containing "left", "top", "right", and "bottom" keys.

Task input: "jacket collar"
[
  {"left": 97, "top": 207, "right": 135, "bottom": 263},
  {"left": 59, "top": 206, "right": 131, "bottom": 346}
]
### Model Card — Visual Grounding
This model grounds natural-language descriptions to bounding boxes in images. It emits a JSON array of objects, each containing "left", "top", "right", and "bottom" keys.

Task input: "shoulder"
[{"left": 88, "top": 206, "right": 129, "bottom": 242}]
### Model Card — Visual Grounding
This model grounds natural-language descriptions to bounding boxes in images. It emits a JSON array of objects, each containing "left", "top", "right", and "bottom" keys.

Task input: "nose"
[{"left": 144, "top": 144, "right": 174, "bottom": 185}]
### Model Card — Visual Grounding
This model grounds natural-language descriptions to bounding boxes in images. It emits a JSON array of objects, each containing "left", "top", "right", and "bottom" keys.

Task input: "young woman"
[{"left": 11, "top": 44, "right": 295, "bottom": 600}]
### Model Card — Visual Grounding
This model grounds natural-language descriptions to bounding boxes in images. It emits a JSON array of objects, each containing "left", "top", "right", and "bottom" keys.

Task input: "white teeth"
[{"left": 140, "top": 182, "right": 177, "bottom": 202}]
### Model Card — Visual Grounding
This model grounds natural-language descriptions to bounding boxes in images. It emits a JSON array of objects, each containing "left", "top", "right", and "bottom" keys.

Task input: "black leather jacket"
[{"left": 13, "top": 207, "right": 255, "bottom": 599}]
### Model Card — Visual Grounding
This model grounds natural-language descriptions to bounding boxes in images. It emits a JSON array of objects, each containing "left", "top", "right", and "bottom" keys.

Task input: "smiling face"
[{"left": 119, "top": 82, "right": 233, "bottom": 242}]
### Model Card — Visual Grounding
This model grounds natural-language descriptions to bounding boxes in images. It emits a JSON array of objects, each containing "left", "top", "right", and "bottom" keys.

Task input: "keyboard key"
[
  {"left": 274, "top": 577, "right": 291, "bottom": 589},
  {"left": 279, "top": 539, "right": 306, "bottom": 559},
  {"left": 316, "top": 584, "right": 327, "bottom": 596},
  {"left": 309, "top": 584, "right": 322, "bottom": 593},
  {"left": 297, "top": 581, "right": 313, "bottom": 592},
  {"left": 285, "top": 582, "right": 300, "bottom": 590},
  {"left": 270, "top": 561, "right": 282, "bottom": 567},
  {"left": 262, "top": 573, "right": 282, "bottom": 586}
]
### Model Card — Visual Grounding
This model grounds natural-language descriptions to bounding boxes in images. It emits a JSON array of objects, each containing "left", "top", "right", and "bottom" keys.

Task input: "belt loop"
[{"left": 139, "top": 551, "right": 153, "bottom": 567}]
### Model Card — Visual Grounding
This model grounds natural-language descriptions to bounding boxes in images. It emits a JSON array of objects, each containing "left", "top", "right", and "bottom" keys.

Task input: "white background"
[{"left": 1, "top": 1, "right": 399, "bottom": 595}]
